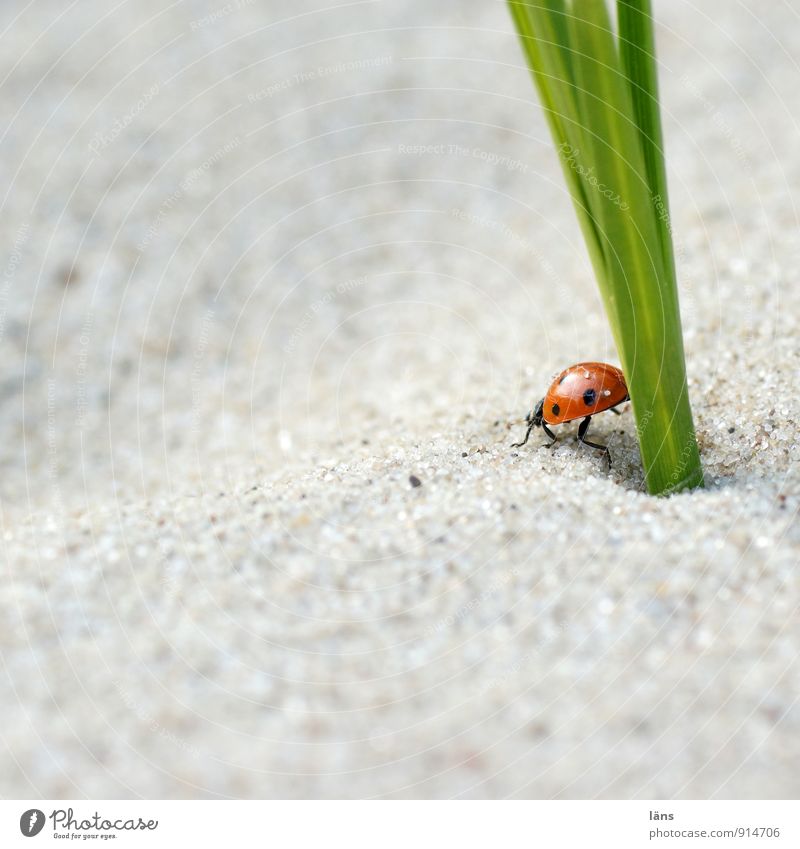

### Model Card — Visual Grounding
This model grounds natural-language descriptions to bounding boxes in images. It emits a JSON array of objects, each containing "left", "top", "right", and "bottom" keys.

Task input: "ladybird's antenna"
[{"left": 511, "top": 420, "right": 536, "bottom": 448}]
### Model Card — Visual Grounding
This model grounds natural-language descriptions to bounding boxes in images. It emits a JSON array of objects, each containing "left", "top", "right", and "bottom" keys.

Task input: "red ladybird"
[{"left": 513, "top": 362, "right": 629, "bottom": 467}]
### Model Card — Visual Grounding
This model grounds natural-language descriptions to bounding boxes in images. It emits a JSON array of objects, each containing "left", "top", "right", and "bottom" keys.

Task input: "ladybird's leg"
[
  {"left": 541, "top": 421, "right": 558, "bottom": 448},
  {"left": 610, "top": 395, "right": 629, "bottom": 415},
  {"left": 577, "top": 416, "right": 612, "bottom": 468},
  {"left": 511, "top": 421, "right": 535, "bottom": 448}
]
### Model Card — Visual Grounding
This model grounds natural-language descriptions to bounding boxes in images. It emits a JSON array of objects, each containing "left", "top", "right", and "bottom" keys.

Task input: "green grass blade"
[
  {"left": 566, "top": 0, "right": 702, "bottom": 494},
  {"left": 564, "top": 0, "right": 665, "bottom": 320},
  {"left": 617, "top": 0, "right": 677, "bottom": 294},
  {"left": 507, "top": 0, "right": 704, "bottom": 494}
]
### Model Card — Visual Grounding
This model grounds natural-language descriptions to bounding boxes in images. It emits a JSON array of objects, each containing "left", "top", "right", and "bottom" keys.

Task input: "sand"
[{"left": 0, "top": 0, "right": 798, "bottom": 798}]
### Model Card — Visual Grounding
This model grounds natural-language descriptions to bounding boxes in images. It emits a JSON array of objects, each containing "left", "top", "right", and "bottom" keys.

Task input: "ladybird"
[{"left": 512, "top": 362, "right": 629, "bottom": 467}]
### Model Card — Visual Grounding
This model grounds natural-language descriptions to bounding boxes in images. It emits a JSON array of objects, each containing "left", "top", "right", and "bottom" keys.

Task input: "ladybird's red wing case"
[{"left": 542, "top": 362, "right": 628, "bottom": 424}]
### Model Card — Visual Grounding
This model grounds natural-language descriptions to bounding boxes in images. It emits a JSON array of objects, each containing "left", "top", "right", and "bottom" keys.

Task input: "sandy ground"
[{"left": 1, "top": 0, "right": 798, "bottom": 798}]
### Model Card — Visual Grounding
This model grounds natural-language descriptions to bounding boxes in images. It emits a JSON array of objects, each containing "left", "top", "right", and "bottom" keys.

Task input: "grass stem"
[{"left": 508, "top": 0, "right": 703, "bottom": 494}]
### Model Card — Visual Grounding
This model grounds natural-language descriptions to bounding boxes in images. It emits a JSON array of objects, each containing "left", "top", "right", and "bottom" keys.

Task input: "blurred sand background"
[{"left": 1, "top": 0, "right": 798, "bottom": 797}]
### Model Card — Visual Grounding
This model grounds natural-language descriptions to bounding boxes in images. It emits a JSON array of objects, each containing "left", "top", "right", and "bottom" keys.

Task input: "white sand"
[{"left": 1, "top": 0, "right": 798, "bottom": 798}]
